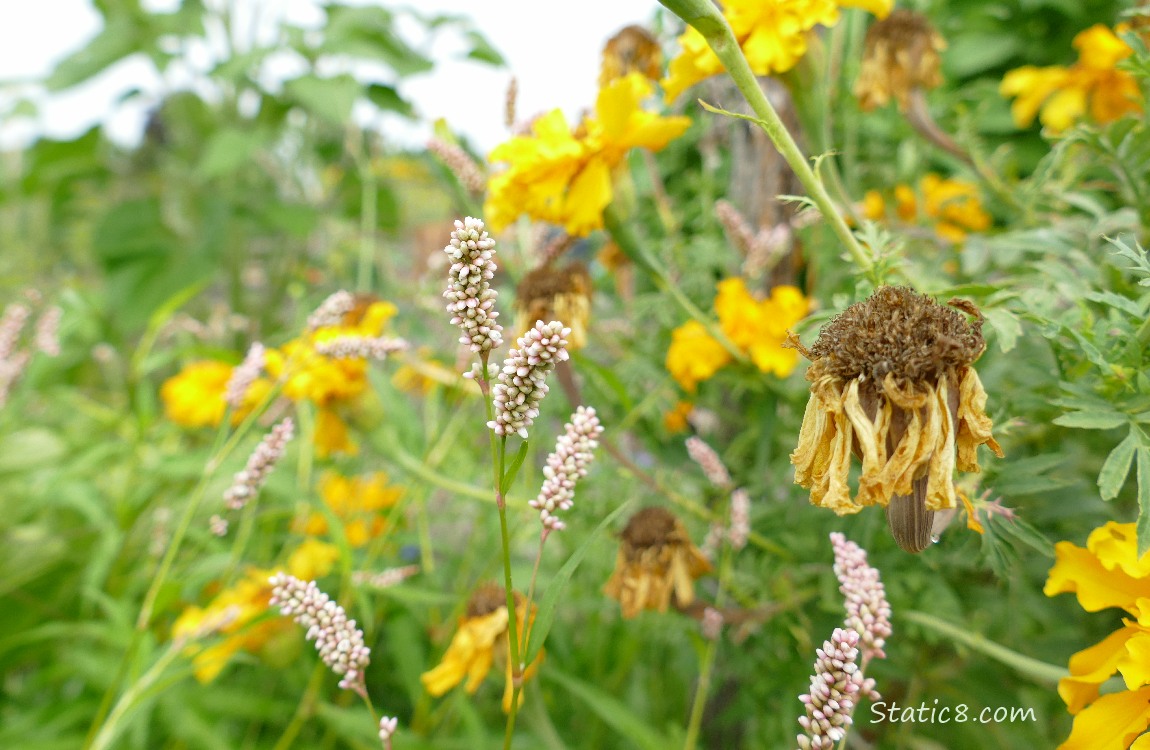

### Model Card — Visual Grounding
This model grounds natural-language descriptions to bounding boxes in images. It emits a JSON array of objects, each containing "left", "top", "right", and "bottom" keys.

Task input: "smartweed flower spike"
[
  {"left": 686, "top": 436, "right": 732, "bottom": 489},
  {"left": 796, "top": 628, "right": 878, "bottom": 750},
  {"left": 33, "top": 306, "right": 62, "bottom": 356},
  {"left": 428, "top": 137, "right": 486, "bottom": 195},
  {"left": 222, "top": 418, "right": 294, "bottom": 512},
  {"left": 443, "top": 217, "right": 504, "bottom": 358},
  {"left": 316, "top": 335, "right": 409, "bottom": 360},
  {"left": 488, "top": 320, "right": 569, "bottom": 439},
  {"left": 269, "top": 573, "right": 371, "bottom": 694},
  {"left": 728, "top": 488, "right": 750, "bottom": 550},
  {"left": 353, "top": 565, "right": 420, "bottom": 589},
  {"left": 378, "top": 716, "right": 398, "bottom": 749},
  {"left": 701, "top": 607, "right": 723, "bottom": 640},
  {"left": 830, "top": 533, "right": 892, "bottom": 661},
  {"left": 224, "top": 342, "right": 265, "bottom": 411},
  {"left": 531, "top": 406, "right": 604, "bottom": 531},
  {"left": 0, "top": 302, "right": 30, "bottom": 362},
  {"left": 307, "top": 290, "right": 356, "bottom": 331}
]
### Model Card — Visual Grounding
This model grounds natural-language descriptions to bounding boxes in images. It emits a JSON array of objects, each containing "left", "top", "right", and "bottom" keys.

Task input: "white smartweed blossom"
[
  {"left": 796, "top": 628, "right": 877, "bottom": 750},
  {"left": 428, "top": 137, "right": 486, "bottom": 194},
  {"left": 729, "top": 488, "right": 750, "bottom": 550},
  {"left": 307, "top": 290, "right": 356, "bottom": 331},
  {"left": 315, "top": 335, "right": 409, "bottom": 360},
  {"left": 443, "top": 217, "right": 503, "bottom": 357},
  {"left": 378, "top": 716, "right": 398, "bottom": 749},
  {"left": 488, "top": 320, "right": 569, "bottom": 439},
  {"left": 701, "top": 607, "right": 724, "bottom": 640},
  {"left": 224, "top": 342, "right": 265, "bottom": 410},
  {"left": 531, "top": 406, "right": 604, "bottom": 531},
  {"left": 686, "top": 436, "right": 732, "bottom": 489},
  {"left": 33, "top": 306, "right": 62, "bottom": 356},
  {"left": 269, "top": 573, "right": 371, "bottom": 694},
  {"left": 222, "top": 418, "right": 294, "bottom": 512},
  {"left": 352, "top": 565, "right": 420, "bottom": 589},
  {"left": 830, "top": 532, "right": 892, "bottom": 662}
]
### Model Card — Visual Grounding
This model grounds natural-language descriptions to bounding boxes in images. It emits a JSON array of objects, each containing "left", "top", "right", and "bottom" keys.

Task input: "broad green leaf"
[
  {"left": 464, "top": 30, "right": 505, "bottom": 66},
  {"left": 322, "top": 6, "right": 433, "bottom": 76},
  {"left": 1137, "top": 447, "right": 1150, "bottom": 556},
  {"left": 525, "top": 500, "right": 633, "bottom": 665},
  {"left": 0, "top": 428, "right": 67, "bottom": 474},
  {"left": 1052, "top": 411, "right": 1128, "bottom": 430},
  {"left": 942, "top": 33, "right": 1020, "bottom": 77},
  {"left": 284, "top": 73, "right": 361, "bottom": 126},
  {"left": 196, "top": 128, "right": 264, "bottom": 178},
  {"left": 366, "top": 83, "right": 415, "bottom": 118},
  {"left": 983, "top": 307, "right": 1022, "bottom": 353},
  {"left": 1099, "top": 430, "right": 1138, "bottom": 500},
  {"left": 545, "top": 669, "right": 669, "bottom": 750}
]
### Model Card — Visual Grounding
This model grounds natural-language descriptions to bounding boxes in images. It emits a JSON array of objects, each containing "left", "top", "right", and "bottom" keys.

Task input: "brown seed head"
[
  {"left": 808, "top": 286, "right": 984, "bottom": 387},
  {"left": 621, "top": 506, "right": 679, "bottom": 552},
  {"left": 466, "top": 583, "right": 509, "bottom": 618},
  {"left": 515, "top": 263, "right": 592, "bottom": 350},
  {"left": 600, "top": 25, "right": 662, "bottom": 87}
]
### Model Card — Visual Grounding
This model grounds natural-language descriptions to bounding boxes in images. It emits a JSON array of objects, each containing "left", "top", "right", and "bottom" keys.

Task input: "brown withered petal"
[
  {"left": 790, "top": 287, "right": 1003, "bottom": 553},
  {"left": 600, "top": 25, "right": 663, "bottom": 88},
  {"left": 514, "top": 263, "right": 592, "bottom": 350},
  {"left": 854, "top": 9, "right": 946, "bottom": 112},
  {"left": 604, "top": 506, "right": 712, "bottom": 618}
]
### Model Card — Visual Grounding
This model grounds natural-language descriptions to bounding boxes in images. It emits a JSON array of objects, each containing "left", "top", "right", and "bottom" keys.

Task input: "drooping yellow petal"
[
  {"left": 1046, "top": 540, "right": 1150, "bottom": 614},
  {"left": 1089, "top": 522, "right": 1150, "bottom": 580},
  {"left": 1059, "top": 626, "right": 1138, "bottom": 713},
  {"left": 1118, "top": 630, "right": 1150, "bottom": 691},
  {"left": 925, "top": 375, "right": 958, "bottom": 512},
  {"left": 1058, "top": 686, "right": 1150, "bottom": 750}
]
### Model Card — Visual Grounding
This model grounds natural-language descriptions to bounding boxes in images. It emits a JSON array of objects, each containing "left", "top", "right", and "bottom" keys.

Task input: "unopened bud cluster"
[
  {"left": 796, "top": 628, "right": 877, "bottom": 750},
  {"left": 830, "top": 532, "right": 892, "bottom": 661},
  {"left": 222, "top": 418, "right": 294, "bottom": 512},
  {"left": 269, "top": 573, "right": 371, "bottom": 693},
  {"left": 307, "top": 290, "right": 356, "bottom": 331},
  {"left": 686, "top": 436, "right": 732, "bottom": 488},
  {"left": 488, "top": 320, "right": 569, "bottom": 439},
  {"left": 531, "top": 406, "right": 604, "bottom": 531},
  {"left": 316, "top": 335, "right": 409, "bottom": 360},
  {"left": 443, "top": 217, "right": 503, "bottom": 355}
]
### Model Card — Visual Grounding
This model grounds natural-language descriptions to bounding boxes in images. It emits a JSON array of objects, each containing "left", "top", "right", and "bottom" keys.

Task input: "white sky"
[{"left": 0, "top": 0, "right": 660, "bottom": 154}]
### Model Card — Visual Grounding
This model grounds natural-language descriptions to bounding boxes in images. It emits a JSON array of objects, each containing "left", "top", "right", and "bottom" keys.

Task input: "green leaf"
[
  {"left": 0, "top": 428, "right": 67, "bottom": 475},
  {"left": 544, "top": 669, "right": 670, "bottom": 750},
  {"left": 983, "top": 307, "right": 1023, "bottom": 353},
  {"left": 196, "top": 128, "right": 264, "bottom": 178},
  {"left": 1052, "top": 411, "right": 1128, "bottom": 430},
  {"left": 942, "top": 33, "right": 1021, "bottom": 78},
  {"left": 284, "top": 73, "right": 361, "bottom": 126},
  {"left": 525, "top": 500, "right": 633, "bottom": 665},
  {"left": 47, "top": 19, "right": 139, "bottom": 90},
  {"left": 365, "top": 83, "right": 415, "bottom": 118},
  {"left": 322, "top": 6, "right": 433, "bottom": 77},
  {"left": 1138, "top": 447, "right": 1150, "bottom": 556},
  {"left": 500, "top": 440, "right": 530, "bottom": 496},
  {"left": 463, "top": 30, "right": 505, "bottom": 66},
  {"left": 1099, "top": 430, "right": 1138, "bottom": 500}
]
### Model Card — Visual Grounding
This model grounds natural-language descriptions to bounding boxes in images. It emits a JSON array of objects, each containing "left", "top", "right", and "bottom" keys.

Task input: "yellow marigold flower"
[
  {"left": 604, "top": 506, "right": 712, "bottom": 618},
  {"left": 664, "top": 400, "right": 694, "bottom": 434},
  {"left": 920, "top": 173, "right": 991, "bottom": 242},
  {"left": 313, "top": 407, "right": 357, "bottom": 458},
  {"left": 789, "top": 287, "right": 1003, "bottom": 553},
  {"left": 894, "top": 183, "right": 918, "bottom": 221},
  {"left": 514, "top": 263, "right": 593, "bottom": 351},
  {"left": 600, "top": 25, "right": 662, "bottom": 87},
  {"left": 666, "top": 320, "right": 732, "bottom": 392},
  {"left": 162, "top": 360, "right": 270, "bottom": 428},
  {"left": 854, "top": 9, "right": 946, "bottom": 112},
  {"left": 662, "top": 0, "right": 889, "bottom": 102},
  {"left": 421, "top": 584, "right": 542, "bottom": 712},
  {"left": 715, "top": 278, "right": 810, "bottom": 377},
  {"left": 299, "top": 472, "right": 402, "bottom": 547},
  {"left": 171, "top": 540, "right": 339, "bottom": 682},
  {"left": 1045, "top": 522, "right": 1150, "bottom": 749},
  {"left": 862, "top": 189, "right": 886, "bottom": 221},
  {"left": 1001, "top": 24, "right": 1141, "bottom": 132},
  {"left": 485, "top": 74, "right": 689, "bottom": 236}
]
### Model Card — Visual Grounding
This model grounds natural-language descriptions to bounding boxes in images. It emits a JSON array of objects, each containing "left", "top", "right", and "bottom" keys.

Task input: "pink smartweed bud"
[
  {"left": 224, "top": 342, "right": 265, "bottom": 411},
  {"left": 796, "top": 628, "right": 877, "bottom": 750},
  {"left": 222, "top": 418, "right": 294, "bottom": 512},
  {"left": 488, "top": 320, "right": 569, "bottom": 439},
  {"left": 307, "top": 291, "right": 356, "bottom": 331},
  {"left": 830, "top": 532, "right": 892, "bottom": 662},
  {"left": 315, "top": 335, "right": 409, "bottom": 360},
  {"left": 443, "top": 217, "right": 504, "bottom": 357},
  {"left": 686, "top": 436, "right": 732, "bottom": 489},
  {"left": 428, "top": 137, "right": 486, "bottom": 195},
  {"left": 530, "top": 406, "right": 604, "bottom": 531}
]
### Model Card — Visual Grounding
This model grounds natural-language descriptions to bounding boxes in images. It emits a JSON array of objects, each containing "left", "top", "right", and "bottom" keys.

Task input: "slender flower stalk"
[
  {"left": 307, "top": 290, "right": 356, "bottom": 331},
  {"left": 530, "top": 406, "right": 604, "bottom": 532},
  {"left": 830, "top": 532, "right": 892, "bottom": 662},
  {"left": 686, "top": 436, "right": 732, "bottom": 489},
  {"left": 269, "top": 573, "right": 372, "bottom": 695},
  {"left": 222, "top": 418, "right": 294, "bottom": 512},
  {"left": 444, "top": 217, "right": 504, "bottom": 360},
  {"left": 796, "top": 628, "right": 878, "bottom": 750},
  {"left": 224, "top": 342, "right": 265, "bottom": 411},
  {"left": 488, "top": 321, "right": 570, "bottom": 439},
  {"left": 315, "top": 335, "right": 409, "bottom": 360}
]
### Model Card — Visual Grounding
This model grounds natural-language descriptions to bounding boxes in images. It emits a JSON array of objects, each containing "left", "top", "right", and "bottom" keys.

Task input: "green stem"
[
  {"left": 903, "top": 610, "right": 1068, "bottom": 685},
  {"left": 88, "top": 642, "right": 184, "bottom": 750},
  {"left": 272, "top": 662, "right": 327, "bottom": 750},
  {"left": 657, "top": 0, "right": 872, "bottom": 273},
  {"left": 683, "top": 539, "right": 734, "bottom": 749}
]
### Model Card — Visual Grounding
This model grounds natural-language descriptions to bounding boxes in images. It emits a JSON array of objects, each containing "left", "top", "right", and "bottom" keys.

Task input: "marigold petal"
[
  {"left": 1058, "top": 685, "right": 1150, "bottom": 750},
  {"left": 1059, "top": 626, "right": 1138, "bottom": 713},
  {"left": 1046, "top": 539, "right": 1150, "bottom": 613}
]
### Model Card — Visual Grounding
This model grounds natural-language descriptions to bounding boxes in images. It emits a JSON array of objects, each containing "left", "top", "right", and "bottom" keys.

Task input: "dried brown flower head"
[
  {"left": 600, "top": 25, "right": 663, "bottom": 88},
  {"left": 604, "top": 506, "right": 712, "bottom": 618},
  {"left": 514, "top": 263, "right": 592, "bottom": 350},
  {"left": 854, "top": 10, "right": 946, "bottom": 112},
  {"left": 789, "top": 287, "right": 1003, "bottom": 553}
]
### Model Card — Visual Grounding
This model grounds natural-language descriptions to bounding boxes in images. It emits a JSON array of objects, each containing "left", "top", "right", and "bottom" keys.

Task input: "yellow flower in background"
[
  {"left": 662, "top": 0, "right": 891, "bottom": 102},
  {"left": 314, "top": 407, "right": 358, "bottom": 458},
  {"left": 716, "top": 278, "right": 810, "bottom": 377},
  {"left": 1045, "top": 522, "right": 1150, "bottom": 749},
  {"left": 666, "top": 320, "right": 731, "bottom": 392},
  {"left": 485, "top": 73, "right": 690, "bottom": 236},
  {"left": 161, "top": 360, "right": 271, "bottom": 428},
  {"left": 298, "top": 472, "right": 403, "bottom": 547},
  {"left": 1001, "top": 24, "right": 1141, "bottom": 132},
  {"left": 171, "top": 540, "right": 339, "bottom": 683},
  {"left": 663, "top": 400, "right": 694, "bottom": 433},
  {"left": 421, "top": 584, "right": 542, "bottom": 712},
  {"left": 864, "top": 174, "right": 990, "bottom": 243}
]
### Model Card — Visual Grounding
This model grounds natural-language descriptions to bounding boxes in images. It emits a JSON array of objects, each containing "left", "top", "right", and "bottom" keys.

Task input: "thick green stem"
[{"left": 658, "top": 0, "right": 872, "bottom": 273}]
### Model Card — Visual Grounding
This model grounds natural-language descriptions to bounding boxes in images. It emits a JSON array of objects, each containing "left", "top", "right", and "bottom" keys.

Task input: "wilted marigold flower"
[
  {"left": 298, "top": 472, "right": 403, "bottom": 547},
  {"left": 1045, "top": 522, "right": 1150, "bottom": 750},
  {"left": 600, "top": 25, "right": 662, "bottom": 87},
  {"left": 420, "top": 584, "right": 542, "bottom": 712},
  {"left": 1001, "top": 23, "right": 1142, "bottom": 132},
  {"left": 789, "top": 287, "right": 1003, "bottom": 553},
  {"left": 662, "top": 0, "right": 893, "bottom": 102},
  {"left": 514, "top": 264, "right": 592, "bottom": 351},
  {"left": 854, "top": 9, "right": 946, "bottom": 112},
  {"left": 604, "top": 506, "right": 713, "bottom": 618}
]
